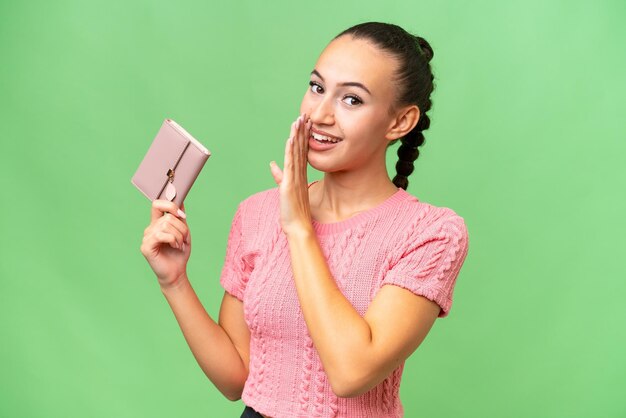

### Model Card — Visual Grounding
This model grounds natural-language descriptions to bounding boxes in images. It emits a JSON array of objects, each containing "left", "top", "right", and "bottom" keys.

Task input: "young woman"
[{"left": 141, "top": 22, "right": 469, "bottom": 418}]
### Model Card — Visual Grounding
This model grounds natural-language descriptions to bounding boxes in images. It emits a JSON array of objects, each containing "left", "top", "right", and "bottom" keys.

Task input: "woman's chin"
[{"left": 307, "top": 153, "right": 339, "bottom": 174}]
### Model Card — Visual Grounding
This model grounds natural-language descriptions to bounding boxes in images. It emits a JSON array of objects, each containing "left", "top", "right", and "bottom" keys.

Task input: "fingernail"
[{"left": 177, "top": 209, "right": 187, "bottom": 219}]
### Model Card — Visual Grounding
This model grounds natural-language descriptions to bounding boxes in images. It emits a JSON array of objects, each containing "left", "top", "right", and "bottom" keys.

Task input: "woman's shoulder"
[
  {"left": 396, "top": 189, "right": 468, "bottom": 234},
  {"left": 238, "top": 186, "right": 280, "bottom": 208},
  {"left": 233, "top": 186, "right": 280, "bottom": 227},
  {"left": 224, "top": 187, "right": 281, "bottom": 244}
]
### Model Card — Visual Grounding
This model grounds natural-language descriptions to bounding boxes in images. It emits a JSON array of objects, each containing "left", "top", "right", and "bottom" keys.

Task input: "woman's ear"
[{"left": 385, "top": 105, "right": 420, "bottom": 141}]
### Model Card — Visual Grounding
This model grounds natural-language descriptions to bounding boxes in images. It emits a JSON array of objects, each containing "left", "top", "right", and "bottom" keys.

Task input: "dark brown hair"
[{"left": 334, "top": 22, "right": 435, "bottom": 190}]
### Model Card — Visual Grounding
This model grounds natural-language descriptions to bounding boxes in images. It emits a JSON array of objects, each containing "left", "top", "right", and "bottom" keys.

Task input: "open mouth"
[{"left": 311, "top": 132, "right": 342, "bottom": 144}]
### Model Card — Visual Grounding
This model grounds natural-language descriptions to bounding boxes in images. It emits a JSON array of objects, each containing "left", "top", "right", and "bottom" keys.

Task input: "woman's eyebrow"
[{"left": 311, "top": 69, "right": 371, "bottom": 96}]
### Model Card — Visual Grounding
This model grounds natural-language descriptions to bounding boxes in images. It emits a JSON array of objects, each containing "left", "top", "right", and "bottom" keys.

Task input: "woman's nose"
[{"left": 309, "top": 96, "right": 335, "bottom": 126}]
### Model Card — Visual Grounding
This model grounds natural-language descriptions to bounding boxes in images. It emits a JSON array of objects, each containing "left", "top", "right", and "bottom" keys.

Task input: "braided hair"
[{"left": 333, "top": 22, "right": 435, "bottom": 190}]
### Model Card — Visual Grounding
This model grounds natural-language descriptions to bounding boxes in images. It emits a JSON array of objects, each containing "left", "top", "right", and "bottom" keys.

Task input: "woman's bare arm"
[
  {"left": 141, "top": 199, "right": 250, "bottom": 400},
  {"left": 271, "top": 116, "right": 441, "bottom": 398},
  {"left": 286, "top": 229, "right": 440, "bottom": 398},
  {"left": 161, "top": 278, "right": 250, "bottom": 401}
]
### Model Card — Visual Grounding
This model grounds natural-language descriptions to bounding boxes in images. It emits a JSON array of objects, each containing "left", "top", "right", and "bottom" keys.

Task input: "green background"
[{"left": 1, "top": 0, "right": 624, "bottom": 417}]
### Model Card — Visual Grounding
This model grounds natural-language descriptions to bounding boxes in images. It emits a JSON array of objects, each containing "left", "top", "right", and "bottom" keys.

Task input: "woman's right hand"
[{"left": 140, "top": 199, "right": 191, "bottom": 289}]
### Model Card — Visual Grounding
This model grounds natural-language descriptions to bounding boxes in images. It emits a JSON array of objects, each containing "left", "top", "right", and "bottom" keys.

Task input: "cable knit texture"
[{"left": 220, "top": 186, "right": 469, "bottom": 418}]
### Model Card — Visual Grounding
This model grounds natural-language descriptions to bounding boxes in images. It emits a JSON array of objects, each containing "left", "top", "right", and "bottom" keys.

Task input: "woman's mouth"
[
  {"left": 309, "top": 131, "right": 342, "bottom": 150},
  {"left": 311, "top": 132, "right": 341, "bottom": 143}
]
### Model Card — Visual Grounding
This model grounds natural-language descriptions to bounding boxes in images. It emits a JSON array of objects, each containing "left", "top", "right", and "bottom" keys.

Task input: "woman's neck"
[{"left": 309, "top": 165, "right": 400, "bottom": 223}]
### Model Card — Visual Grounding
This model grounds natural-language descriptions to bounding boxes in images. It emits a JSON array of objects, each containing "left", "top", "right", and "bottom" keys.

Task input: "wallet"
[{"left": 131, "top": 118, "right": 210, "bottom": 207}]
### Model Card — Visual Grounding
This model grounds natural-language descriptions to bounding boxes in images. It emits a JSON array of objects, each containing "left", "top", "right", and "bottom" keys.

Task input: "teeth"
[{"left": 312, "top": 132, "right": 341, "bottom": 143}]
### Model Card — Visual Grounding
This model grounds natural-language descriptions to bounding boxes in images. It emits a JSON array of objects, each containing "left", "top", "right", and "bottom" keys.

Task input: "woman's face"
[{"left": 300, "top": 35, "right": 404, "bottom": 174}]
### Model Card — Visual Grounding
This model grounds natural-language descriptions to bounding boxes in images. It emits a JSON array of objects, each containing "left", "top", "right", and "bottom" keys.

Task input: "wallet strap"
[{"left": 156, "top": 140, "right": 191, "bottom": 201}]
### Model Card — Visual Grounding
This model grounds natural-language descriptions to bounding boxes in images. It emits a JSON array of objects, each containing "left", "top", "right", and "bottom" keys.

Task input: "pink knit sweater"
[{"left": 220, "top": 186, "right": 469, "bottom": 418}]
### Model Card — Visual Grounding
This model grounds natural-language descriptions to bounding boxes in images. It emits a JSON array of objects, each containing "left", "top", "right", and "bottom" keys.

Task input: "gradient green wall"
[{"left": 1, "top": 1, "right": 624, "bottom": 417}]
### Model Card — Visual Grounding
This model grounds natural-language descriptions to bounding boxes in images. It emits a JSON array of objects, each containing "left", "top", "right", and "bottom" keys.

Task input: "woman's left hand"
[{"left": 270, "top": 113, "right": 313, "bottom": 236}]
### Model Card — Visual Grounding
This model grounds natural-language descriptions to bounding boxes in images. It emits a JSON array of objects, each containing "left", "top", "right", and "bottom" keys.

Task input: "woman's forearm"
[
  {"left": 286, "top": 227, "right": 374, "bottom": 395},
  {"left": 160, "top": 275, "right": 248, "bottom": 401}
]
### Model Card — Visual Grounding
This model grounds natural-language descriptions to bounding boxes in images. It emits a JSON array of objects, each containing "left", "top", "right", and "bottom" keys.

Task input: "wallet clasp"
[{"left": 165, "top": 168, "right": 177, "bottom": 201}]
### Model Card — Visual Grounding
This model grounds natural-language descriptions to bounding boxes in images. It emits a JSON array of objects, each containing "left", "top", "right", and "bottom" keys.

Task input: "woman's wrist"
[
  {"left": 283, "top": 222, "right": 315, "bottom": 240},
  {"left": 160, "top": 271, "right": 190, "bottom": 294}
]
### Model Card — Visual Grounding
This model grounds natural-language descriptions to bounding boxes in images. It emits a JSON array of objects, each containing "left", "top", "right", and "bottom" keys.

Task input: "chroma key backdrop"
[{"left": 1, "top": 1, "right": 624, "bottom": 417}]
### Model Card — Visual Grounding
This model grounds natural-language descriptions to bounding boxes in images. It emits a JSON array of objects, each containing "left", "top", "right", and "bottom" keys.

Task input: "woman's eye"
[
  {"left": 343, "top": 95, "right": 362, "bottom": 106},
  {"left": 309, "top": 81, "right": 323, "bottom": 94},
  {"left": 309, "top": 81, "right": 362, "bottom": 106}
]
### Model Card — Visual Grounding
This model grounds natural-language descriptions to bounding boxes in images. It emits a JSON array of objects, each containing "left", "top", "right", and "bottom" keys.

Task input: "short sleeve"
[
  {"left": 219, "top": 204, "right": 254, "bottom": 301},
  {"left": 382, "top": 214, "right": 469, "bottom": 318}
]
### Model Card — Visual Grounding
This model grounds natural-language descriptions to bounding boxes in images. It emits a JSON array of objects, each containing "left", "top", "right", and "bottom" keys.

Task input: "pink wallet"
[{"left": 131, "top": 118, "right": 210, "bottom": 207}]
